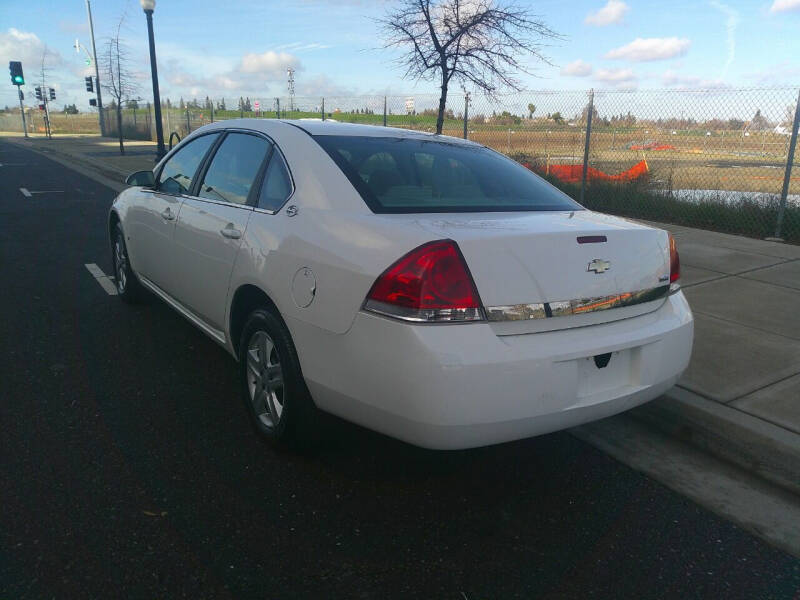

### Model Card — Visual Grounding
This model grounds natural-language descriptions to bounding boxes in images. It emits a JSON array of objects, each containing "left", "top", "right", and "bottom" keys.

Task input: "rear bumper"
[{"left": 295, "top": 291, "right": 694, "bottom": 449}]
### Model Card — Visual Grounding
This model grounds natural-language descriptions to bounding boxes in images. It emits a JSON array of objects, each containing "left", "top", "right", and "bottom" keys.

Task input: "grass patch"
[{"left": 549, "top": 176, "right": 799, "bottom": 243}]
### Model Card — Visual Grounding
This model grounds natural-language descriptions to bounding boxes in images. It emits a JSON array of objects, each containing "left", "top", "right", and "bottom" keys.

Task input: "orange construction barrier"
[
  {"left": 630, "top": 143, "right": 675, "bottom": 151},
  {"left": 523, "top": 160, "right": 649, "bottom": 184}
]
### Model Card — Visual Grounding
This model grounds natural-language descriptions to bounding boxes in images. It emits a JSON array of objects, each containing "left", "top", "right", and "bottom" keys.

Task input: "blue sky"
[{"left": 1, "top": 0, "right": 799, "bottom": 111}]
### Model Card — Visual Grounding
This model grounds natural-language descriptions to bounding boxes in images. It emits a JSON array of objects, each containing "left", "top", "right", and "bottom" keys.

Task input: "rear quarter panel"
[{"left": 226, "top": 125, "right": 435, "bottom": 338}]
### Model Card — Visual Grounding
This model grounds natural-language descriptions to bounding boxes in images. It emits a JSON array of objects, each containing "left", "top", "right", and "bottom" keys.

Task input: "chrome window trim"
[
  {"left": 485, "top": 284, "right": 670, "bottom": 322},
  {"left": 179, "top": 193, "right": 255, "bottom": 211}
]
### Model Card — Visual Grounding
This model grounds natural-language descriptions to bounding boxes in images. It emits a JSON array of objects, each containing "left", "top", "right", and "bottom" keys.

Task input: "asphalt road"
[{"left": 1, "top": 138, "right": 798, "bottom": 599}]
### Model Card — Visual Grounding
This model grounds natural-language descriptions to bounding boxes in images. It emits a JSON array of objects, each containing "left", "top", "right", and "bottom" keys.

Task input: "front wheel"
[
  {"left": 112, "top": 223, "right": 144, "bottom": 303},
  {"left": 239, "top": 308, "right": 319, "bottom": 448}
]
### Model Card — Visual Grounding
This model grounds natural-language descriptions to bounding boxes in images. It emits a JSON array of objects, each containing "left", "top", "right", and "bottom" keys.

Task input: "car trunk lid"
[{"left": 415, "top": 210, "right": 671, "bottom": 333}]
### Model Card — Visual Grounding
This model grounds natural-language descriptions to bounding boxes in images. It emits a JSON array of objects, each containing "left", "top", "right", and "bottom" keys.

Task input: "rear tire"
[
  {"left": 239, "top": 308, "right": 319, "bottom": 449},
  {"left": 112, "top": 223, "right": 145, "bottom": 304}
]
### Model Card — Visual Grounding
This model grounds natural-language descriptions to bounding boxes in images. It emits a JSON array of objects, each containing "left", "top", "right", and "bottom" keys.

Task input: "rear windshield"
[{"left": 312, "top": 134, "right": 583, "bottom": 213}]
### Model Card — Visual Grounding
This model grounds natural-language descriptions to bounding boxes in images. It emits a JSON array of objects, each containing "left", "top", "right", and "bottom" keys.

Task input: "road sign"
[{"left": 254, "top": 100, "right": 260, "bottom": 112}]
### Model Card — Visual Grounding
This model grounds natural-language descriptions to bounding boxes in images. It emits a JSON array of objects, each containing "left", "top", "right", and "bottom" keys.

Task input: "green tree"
[
  {"left": 527, "top": 103, "right": 536, "bottom": 119},
  {"left": 551, "top": 111, "right": 563, "bottom": 124}
]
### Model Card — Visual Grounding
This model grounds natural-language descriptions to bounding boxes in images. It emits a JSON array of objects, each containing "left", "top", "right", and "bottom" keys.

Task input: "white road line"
[
  {"left": 20, "top": 188, "right": 64, "bottom": 197},
  {"left": 85, "top": 263, "right": 118, "bottom": 296}
]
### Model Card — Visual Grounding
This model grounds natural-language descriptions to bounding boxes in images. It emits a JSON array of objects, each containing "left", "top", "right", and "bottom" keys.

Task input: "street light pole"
[
  {"left": 85, "top": 0, "right": 105, "bottom": 136},
  {"left": 141, "top": 0, "right": 166, "bottom": 159}
]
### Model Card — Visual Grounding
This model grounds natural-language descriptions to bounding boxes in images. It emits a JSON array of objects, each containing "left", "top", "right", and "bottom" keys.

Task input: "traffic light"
[
  {"left": 34, "top": 86, "right": 42, "bottom": 100},
  {"left": 38, "top": 104, "right": 45, "bottom": 111},
  {"left": 85, "top": 76, "right": 93, "bottom": 92},
  {"left": 9, "top": 61, "right": 24, "bottom": 85},
  {"left": 49, "top": 88, "right": 55, "bottom": 101},
  {"left": 89, "top": 98, "right": 97, "bottom": 107}
]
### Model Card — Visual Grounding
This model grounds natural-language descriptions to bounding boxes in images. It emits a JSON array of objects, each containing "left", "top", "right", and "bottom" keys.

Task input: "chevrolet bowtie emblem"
[{"left": 587, "top": 259, "right": 611, "bottom": 274}]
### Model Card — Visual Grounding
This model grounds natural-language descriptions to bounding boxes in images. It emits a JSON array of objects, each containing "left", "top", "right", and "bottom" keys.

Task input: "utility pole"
[
  {"left": 287, "top": 68, "right": 295, "bottom": 112},
  {"left": 39, "top": 58, "right": 52, "bottom": 140},
  {"left": 86, "top": 0, "right": 105, "bottom": 136}
]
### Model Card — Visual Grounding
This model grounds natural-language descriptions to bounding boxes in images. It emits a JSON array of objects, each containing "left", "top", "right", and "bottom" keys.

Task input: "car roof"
[{"left": 195, "top": 118, "right": 480, "bottom": 147}]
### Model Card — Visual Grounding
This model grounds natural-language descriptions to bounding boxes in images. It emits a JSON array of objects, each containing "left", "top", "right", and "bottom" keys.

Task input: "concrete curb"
[{"left": 630, "top": 386, "right": 800, "bottom": 497}]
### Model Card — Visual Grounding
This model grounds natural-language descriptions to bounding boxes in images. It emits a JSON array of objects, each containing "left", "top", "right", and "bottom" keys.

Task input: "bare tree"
[
  {"left": 101, "top": 15, "right": 137, "bottom": 155},
  {"left": 380, "top": 0, "right": 560, "bottom": 134}
]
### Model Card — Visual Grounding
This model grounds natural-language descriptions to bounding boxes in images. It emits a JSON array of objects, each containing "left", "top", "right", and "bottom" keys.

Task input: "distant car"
[{"left": 110, "top": 120, "right": 693, "bottom": 449}]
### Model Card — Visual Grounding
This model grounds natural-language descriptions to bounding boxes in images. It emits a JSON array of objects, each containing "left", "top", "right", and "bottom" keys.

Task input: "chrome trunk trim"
[{"left": 485, "top": 285, "right": 670, "bottom": 322}]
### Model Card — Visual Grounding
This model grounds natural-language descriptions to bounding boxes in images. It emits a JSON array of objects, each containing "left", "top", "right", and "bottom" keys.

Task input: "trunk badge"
[{"left": 587, "top": 259, "right": 611, "bottom": 274}]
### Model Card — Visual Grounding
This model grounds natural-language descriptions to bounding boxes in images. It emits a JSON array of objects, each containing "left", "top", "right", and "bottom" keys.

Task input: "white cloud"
[
  {"left": 744, "top": 61, "right": 800, "bottom": 84},
  {"left": 661, "top": 69, "right": 728, "bottom": 89},
  {"left": 0, "top": 28, "right": 64, "bottom": 73},
  {"left": 769, "top": 0, "right": 800, "bottom": 12},
  {"left": 239, "top": 51, "right": 301, "bottom": 77},
  {"left": 561, "top": 60, "right": 593, "bottom": 77},
  {"left": 605, "top": 37, "right": 691, "bottom": 62},
  {"left": 273, "top": 42, "right": 333, "bottom": 52},
  {"left": 710, "top": 1, "right": 739, "bottom": 78},
  {"left": 594, "top": 67, "right": 637, "bottom": 88},
  {"left": 295, "top": 73, "right": 356, "bottom": 97},
  {"left": 585, "top": 0, "right": 629, "bottom": 25}
]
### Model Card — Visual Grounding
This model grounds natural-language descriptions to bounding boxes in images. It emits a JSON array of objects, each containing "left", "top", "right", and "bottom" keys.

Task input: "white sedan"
[{"left": 111, "top": 120, "right": 693, "bottom": 449}]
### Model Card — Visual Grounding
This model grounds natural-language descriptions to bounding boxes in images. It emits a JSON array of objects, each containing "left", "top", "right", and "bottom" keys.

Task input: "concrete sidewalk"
[
  {"left": 7, "top": 134, "right": 800, "bottom": 492},
  {"left": 631, "top": 220, "right": 800, "bottom": 494},
  {"left": 2, "top": 133, "right": 157, "bottom": 189}
]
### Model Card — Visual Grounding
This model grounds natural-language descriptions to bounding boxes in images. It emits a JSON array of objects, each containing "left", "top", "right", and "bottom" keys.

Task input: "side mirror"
[{"left": 126, "top": 170, "right": 155, "bottom": 187}]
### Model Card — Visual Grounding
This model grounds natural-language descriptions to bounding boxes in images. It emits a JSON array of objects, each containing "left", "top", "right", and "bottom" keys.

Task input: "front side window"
[
  {"left": 313, "top": 135, "right": 583, "bottom": 213},
  {"left": 257, "top": 152, "right": 292, "bottom": 212},
  {"left": 157, "top": 133, "right": 219, "bottom": 195},
  {"left": 198, "top": 133, "right": 271, "bottom": 205}
]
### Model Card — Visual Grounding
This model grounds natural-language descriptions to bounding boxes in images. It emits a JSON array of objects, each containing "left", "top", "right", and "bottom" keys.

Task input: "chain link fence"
[{"left": 2, "top": 87, "right": 798, "bottom": 241}]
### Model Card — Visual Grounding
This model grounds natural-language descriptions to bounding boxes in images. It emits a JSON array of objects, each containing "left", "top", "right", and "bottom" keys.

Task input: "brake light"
[
  {"left": 669, "top": 233, "right": 680, "bottom": 284},
  {"left": 364, "top": 240, "right": 485, "bottom": 322}
]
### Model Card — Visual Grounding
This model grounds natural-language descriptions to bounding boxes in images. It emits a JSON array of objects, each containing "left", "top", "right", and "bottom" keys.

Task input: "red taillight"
[
  {"left": 669, "top": 233, "right": 680, "bottom": 283},
  {"left": 364, "top": 240, "right": 485, "bottom": 322}
]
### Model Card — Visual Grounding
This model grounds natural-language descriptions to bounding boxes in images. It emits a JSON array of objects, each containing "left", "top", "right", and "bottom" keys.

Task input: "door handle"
[
  {"left": 220, "top": 226, "right": 242, "bottom": 239},
  {"left": 160, "top": 208, "right": 175, "bottom": 221}
]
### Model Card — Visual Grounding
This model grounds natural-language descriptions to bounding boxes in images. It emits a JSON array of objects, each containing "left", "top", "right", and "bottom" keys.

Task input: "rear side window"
[
  {"left": 198, "top": 133, "right": 271, "bottom": 205},
  {"left": 257, "top": 152, "right": 292, "bottom": 212},
  {"left": 313, "top": 135, "right": 582, "bottom": 214},
  {"left": 157, "top": 133, "right": 219, "bottom": 195}
]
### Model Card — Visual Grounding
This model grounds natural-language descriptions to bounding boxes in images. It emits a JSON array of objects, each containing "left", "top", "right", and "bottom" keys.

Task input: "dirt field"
[{"left": 442, "top": 128, "right": 799, "bottom": 196}]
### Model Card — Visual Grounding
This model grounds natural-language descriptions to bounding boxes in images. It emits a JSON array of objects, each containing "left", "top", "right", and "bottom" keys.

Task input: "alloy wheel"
[
  {"left": 246, "top": 330, "right": 285, "bottom": 428},
  {"left": 114, "top": 234, "right": 128, "bottom": 293}
]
